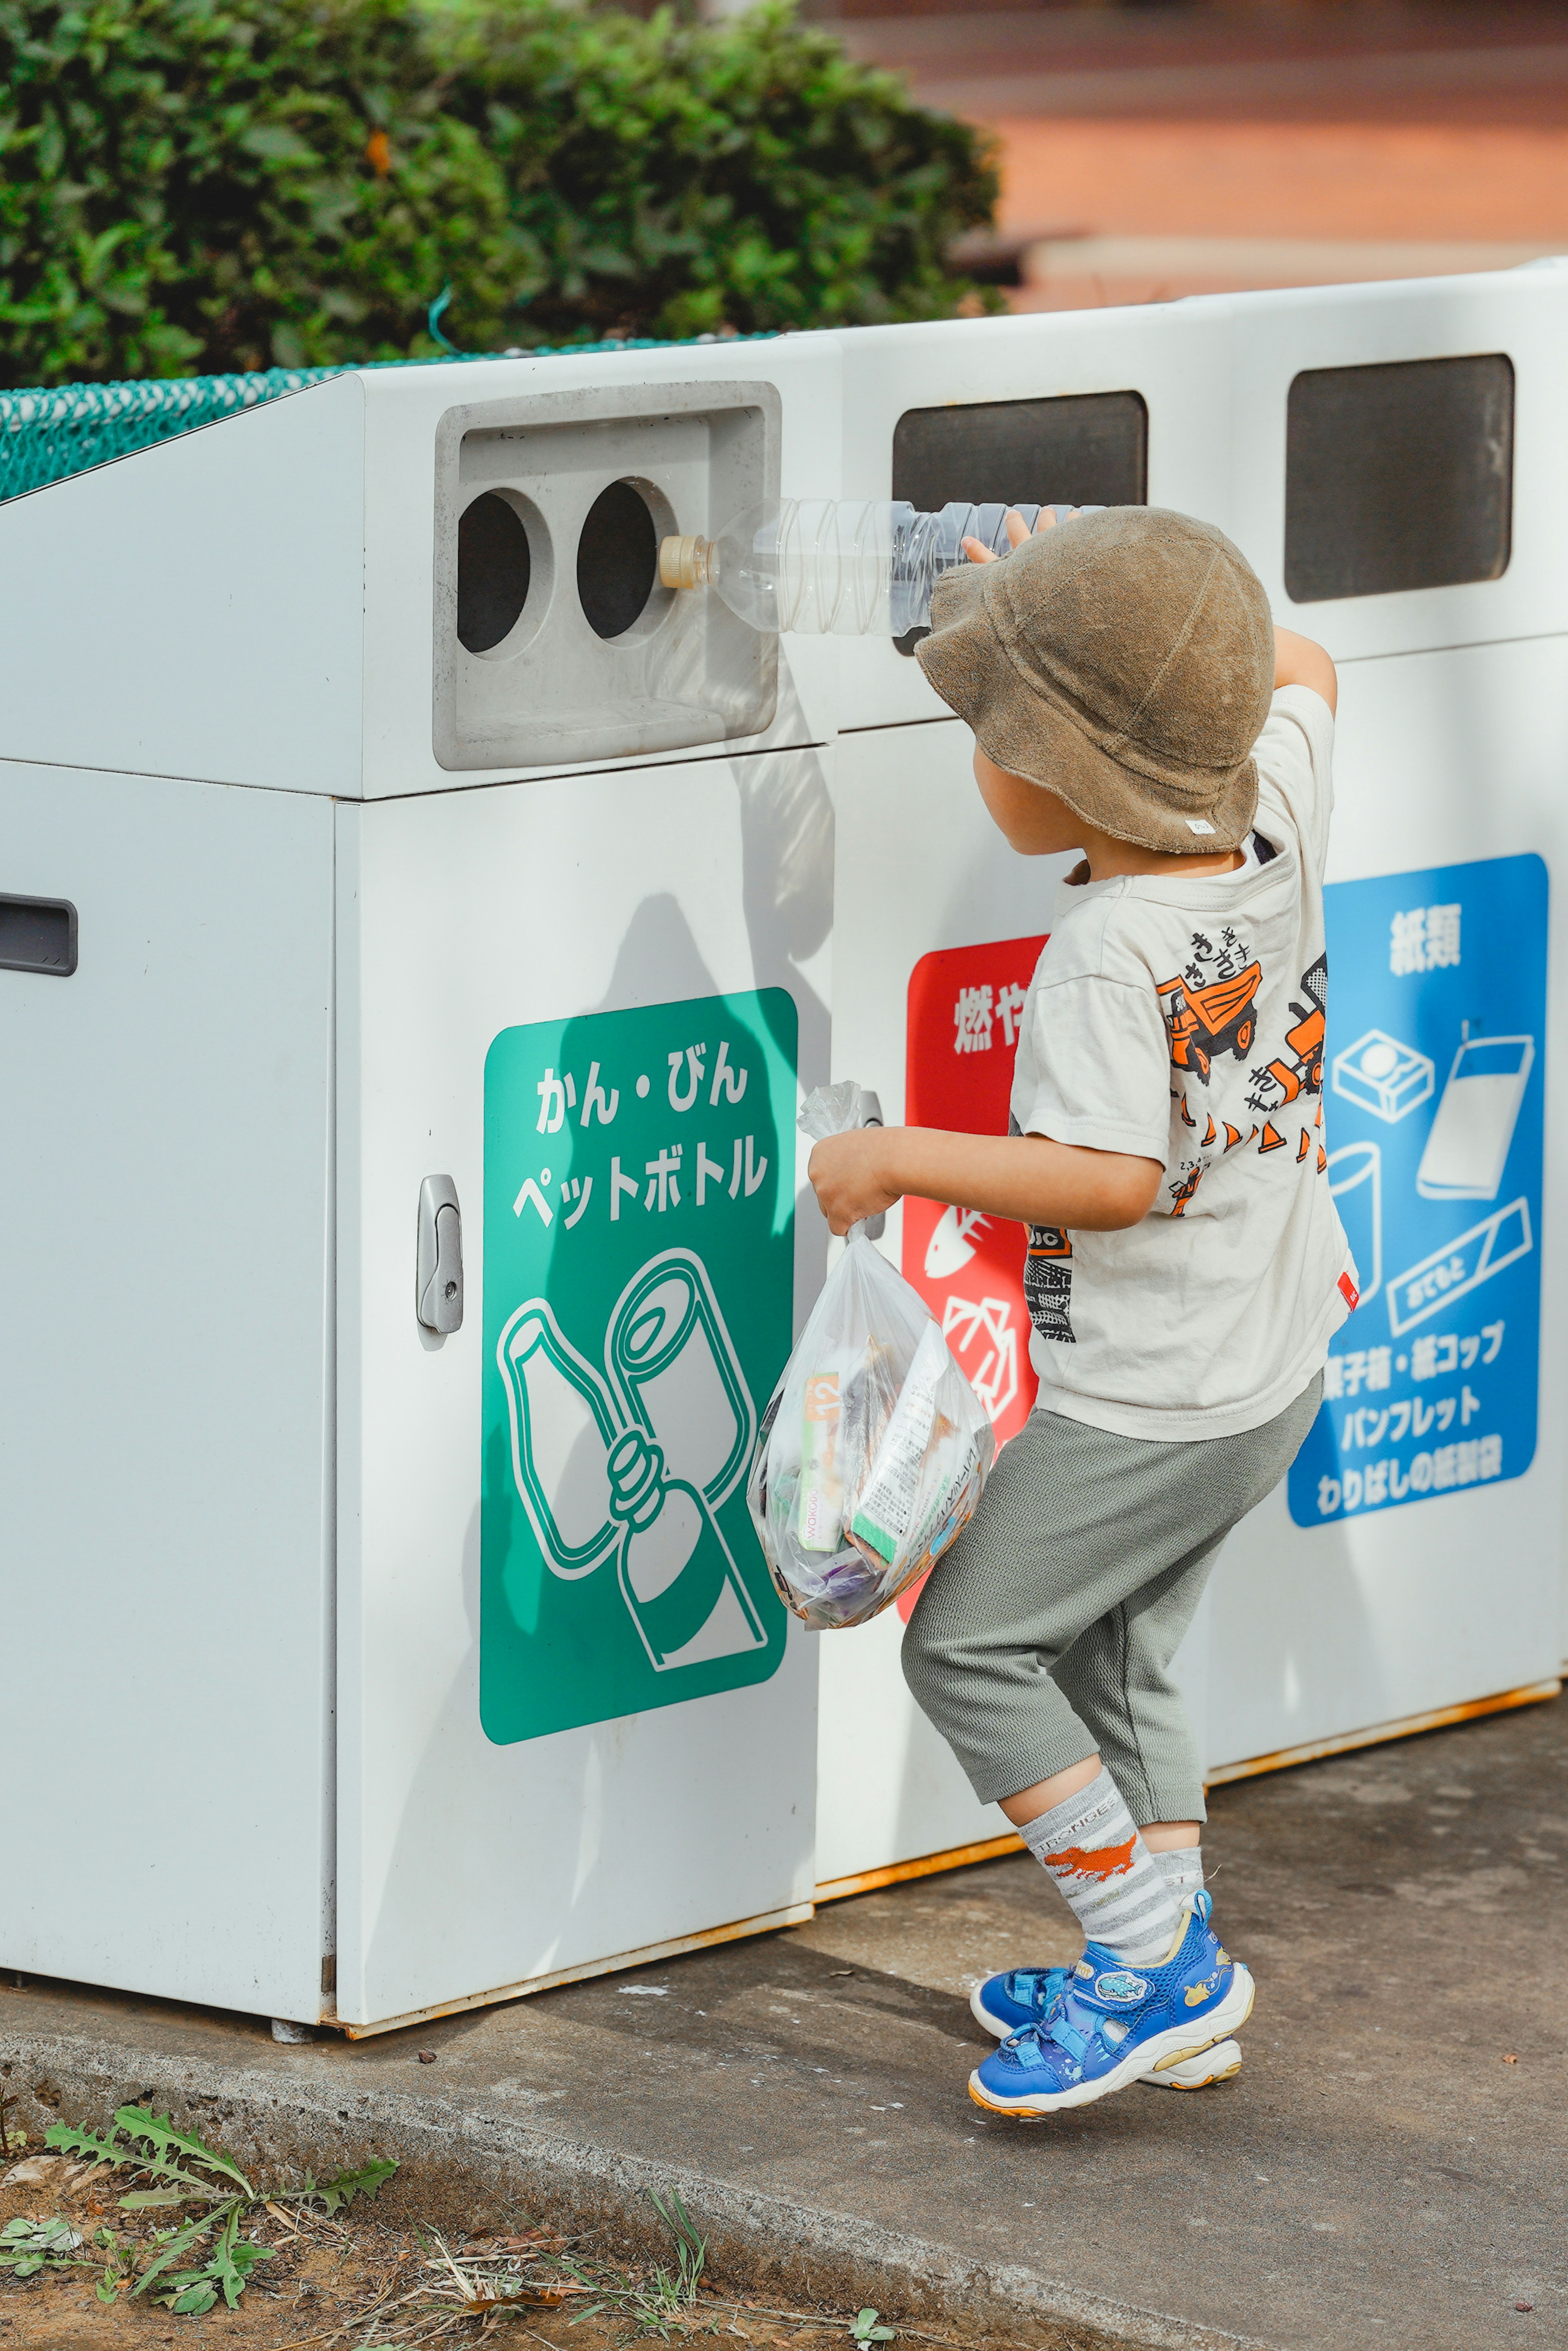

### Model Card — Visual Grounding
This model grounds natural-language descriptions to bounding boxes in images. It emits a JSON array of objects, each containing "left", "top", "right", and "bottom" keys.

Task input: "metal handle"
[
  {"left": 416, "top": 1174, "right": 464, "bottom": 1334},
  {"left": 850, "top": 1089, "right": 886, "bottom": 1245}
]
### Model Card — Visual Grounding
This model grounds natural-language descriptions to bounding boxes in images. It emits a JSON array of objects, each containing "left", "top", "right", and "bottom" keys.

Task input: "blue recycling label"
[{"left": 1288, "top": 853, "right": 1546, "bottom": 1529}]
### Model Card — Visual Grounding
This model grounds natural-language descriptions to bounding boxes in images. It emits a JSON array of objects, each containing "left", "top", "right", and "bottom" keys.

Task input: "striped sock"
[
  {"left": 1018, "top": 1769, "right": 1183, "bottom": 1966},
  {"left": 1152, "top": 1845, "right": 1204, "bottom": 1911}
]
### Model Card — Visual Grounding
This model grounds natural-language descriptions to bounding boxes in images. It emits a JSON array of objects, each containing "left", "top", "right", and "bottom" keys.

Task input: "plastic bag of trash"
[{"left": 746, "top": 1081, "right": 996, "bottom": 1630}]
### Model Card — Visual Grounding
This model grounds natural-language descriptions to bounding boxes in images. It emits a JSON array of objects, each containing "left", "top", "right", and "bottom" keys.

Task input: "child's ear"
[{"left": 1064, "top": 858, "right": 1092, "bottom": 887}]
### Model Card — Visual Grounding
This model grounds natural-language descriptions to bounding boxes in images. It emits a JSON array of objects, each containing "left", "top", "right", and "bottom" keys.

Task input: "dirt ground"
[{"left": 0, "top": 2146, "right": 1103, "bottom": 2351}]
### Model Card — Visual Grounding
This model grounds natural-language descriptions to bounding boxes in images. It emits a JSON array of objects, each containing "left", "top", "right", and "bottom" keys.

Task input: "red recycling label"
[{"left": 903, "top": 931, "right": 1048, "bottom": 1528}]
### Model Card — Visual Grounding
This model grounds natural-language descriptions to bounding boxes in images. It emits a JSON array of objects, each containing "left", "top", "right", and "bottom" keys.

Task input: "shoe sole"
[
  {"left": 967, "top": 1966, "right": 1255, "bottom": 2117},
  {"left": 1138, "top": 2037, "right": 1243, "bottom": 2088},
  {"left": 971, "top": 1986, "right": 1245, "bottom": 2091},
  {"left": 971, "top": 1984, "right": 1033, "bottom": 2037}
]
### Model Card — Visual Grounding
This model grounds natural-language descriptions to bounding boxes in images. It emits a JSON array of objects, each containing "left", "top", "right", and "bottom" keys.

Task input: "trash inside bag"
[{"left": 746, "top": 1081, "right": 996, "bottom": 1630}]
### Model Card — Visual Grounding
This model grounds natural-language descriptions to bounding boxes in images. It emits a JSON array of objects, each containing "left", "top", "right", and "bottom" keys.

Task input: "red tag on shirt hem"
[{"left": 1337, "top": 1272, "right": 1360, "bottom": 1312}]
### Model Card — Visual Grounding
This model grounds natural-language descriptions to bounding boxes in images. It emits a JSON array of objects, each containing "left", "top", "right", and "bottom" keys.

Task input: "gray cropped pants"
[{"left": 902, "top": 1375, "right": 1321, "bottom": 1825}]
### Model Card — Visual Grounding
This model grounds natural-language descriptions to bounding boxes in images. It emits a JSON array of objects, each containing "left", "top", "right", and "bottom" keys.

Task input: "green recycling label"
[{"left": 481, "top": 989, "right": 797, "bottom": 1744}]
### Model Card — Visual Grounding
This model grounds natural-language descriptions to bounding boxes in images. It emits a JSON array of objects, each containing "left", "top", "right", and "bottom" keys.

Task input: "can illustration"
[
  {"left": 607, "top": 1251, "right": 754, "bottom": 1506},
  {"left": 1417, "top": 1031, "right": 1535, "bottom": 1201}
]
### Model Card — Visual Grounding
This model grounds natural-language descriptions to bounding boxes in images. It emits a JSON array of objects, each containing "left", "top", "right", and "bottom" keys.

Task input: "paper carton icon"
[{"left": 1417, "top": 1033, "right": 1534, "bottom": 1201}]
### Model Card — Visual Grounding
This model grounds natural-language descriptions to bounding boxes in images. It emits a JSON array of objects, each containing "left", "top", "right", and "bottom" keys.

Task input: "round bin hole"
[
  {"left": 457, "top": 492, "right": 532, "bottom": 654},
  {"left": 577, "top": 482, "right": 659, "bottom": 640}
]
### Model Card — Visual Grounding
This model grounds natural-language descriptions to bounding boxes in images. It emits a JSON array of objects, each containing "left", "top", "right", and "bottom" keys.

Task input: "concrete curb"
[{"left": 1, "top": 2022, "right": 1275, "bottom": 2351}]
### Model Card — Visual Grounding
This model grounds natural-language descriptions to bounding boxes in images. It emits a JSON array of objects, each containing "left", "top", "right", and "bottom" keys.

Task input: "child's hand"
[
  {"left": 962, "top": 506, "right": 1078, "bottom": 566},
  {"left": 807, "top": 1128, "right": 902, "bottom": 1238}
]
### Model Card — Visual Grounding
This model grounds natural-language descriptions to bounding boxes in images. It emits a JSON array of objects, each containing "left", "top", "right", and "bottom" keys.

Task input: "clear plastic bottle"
[{"left": 658, "top": 499, "right": 1100, "bottom": 636}]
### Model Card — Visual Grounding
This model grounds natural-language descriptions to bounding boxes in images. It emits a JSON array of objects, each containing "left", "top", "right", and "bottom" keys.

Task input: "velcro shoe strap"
[{"left": 1046, "top": 2014, "right": 1090, "bottom": 2063}]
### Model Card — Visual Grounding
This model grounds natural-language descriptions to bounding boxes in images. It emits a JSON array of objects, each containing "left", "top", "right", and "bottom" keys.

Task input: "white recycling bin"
[
  {"left": 820, "top": 273, "right": 1566, "bottom": 1897},
  {"left": 7, "top": 283, "right": 1566, "bottom": 2021},
  {"left": 0, "top": 336, "right": 846, "bottom": 2032},
  {"left": 1198, "top": 263, "right": 1568, "bottom": 1783}
]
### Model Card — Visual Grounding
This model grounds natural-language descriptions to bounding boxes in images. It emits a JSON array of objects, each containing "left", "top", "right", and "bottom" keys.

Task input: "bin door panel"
[
  {"left": 817, "top": 722, "right": 1083, "bottom": 1887},
  {"left": 1203, "top": 634, "right": 1568, "bottom": 1770},
  {"left": 336, "top": 747, "right": 828, "bottom": 2028},
  {"left": 1225, "top": 267, "right": 1568, "bottom": 664},
  {"left": 0, "top": 764, "right": 334, "bottom": 2019}
]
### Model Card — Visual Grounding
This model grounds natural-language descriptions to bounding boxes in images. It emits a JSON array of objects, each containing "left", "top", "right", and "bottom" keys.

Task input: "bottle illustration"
[
  {"left": 497, "top": 1303, "right": 620, "bottom": 1577},
  {"left": 658, "top": 500, "right": 1100, "bottom": 637},
  {"left": 607, "top": 1429, "right": 767, "bottom": 1671},
  {"left": 496, "top": 1251, "right": 766, "bottom": 1670}
]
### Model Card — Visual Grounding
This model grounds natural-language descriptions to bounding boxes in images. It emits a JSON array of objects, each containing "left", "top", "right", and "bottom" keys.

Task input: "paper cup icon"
[{"left": 1327, "top": 1141, "right": 1381, "bottom": 1308}]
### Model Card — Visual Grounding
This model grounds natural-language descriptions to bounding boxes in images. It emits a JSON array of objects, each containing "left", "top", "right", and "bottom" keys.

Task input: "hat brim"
[{"left": 915, "top": 560, "right": 1261, "bottom": 856}]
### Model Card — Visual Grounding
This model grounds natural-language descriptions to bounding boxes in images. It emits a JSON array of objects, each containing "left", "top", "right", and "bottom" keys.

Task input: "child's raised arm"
[{"left": 1274, "top": 624, "right": 1337, "bottom": 714}]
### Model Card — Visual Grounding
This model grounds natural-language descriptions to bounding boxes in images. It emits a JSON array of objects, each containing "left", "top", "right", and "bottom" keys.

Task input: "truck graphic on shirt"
[
  {"left": 1156, "top": 961, "right": 1263, "bottom": 1085},
  {"left": 1247, "top": 953, "right": 1329, "bottom": 1114}
]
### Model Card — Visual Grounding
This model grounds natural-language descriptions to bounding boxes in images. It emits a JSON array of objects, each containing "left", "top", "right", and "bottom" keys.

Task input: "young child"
[{"left": 807, "top": 504, "right": 1352, "bottom": 2117}]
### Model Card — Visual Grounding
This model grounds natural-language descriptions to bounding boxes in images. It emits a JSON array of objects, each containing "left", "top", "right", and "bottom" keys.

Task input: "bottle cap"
[
  {"left": 659, "top": 535, "right": 707, "bottom": 591},
  {"left": 607, "top": 1428, "right": 665, "bottom": 1526}
]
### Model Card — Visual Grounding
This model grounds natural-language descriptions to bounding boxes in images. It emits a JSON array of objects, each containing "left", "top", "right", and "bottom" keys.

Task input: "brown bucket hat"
[{"left": 915, "top": 507, "right": 1275, "bottom": 856}]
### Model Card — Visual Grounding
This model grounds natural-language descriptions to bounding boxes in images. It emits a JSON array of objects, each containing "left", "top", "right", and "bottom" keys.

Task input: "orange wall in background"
[{"left": 991, "top": 119, "right": 1568, "bottom": 245}]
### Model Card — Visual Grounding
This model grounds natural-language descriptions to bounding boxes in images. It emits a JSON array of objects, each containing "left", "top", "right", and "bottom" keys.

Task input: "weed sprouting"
[
  {"left": 33, "top": 2105, "right": 397, "bottom": 2312},
  {"left": 648, "top": 2188, "right": 706, "bottom": 2306},
  {"left": 0, "top": 2215, "right": 85, "bottom": 2278}
]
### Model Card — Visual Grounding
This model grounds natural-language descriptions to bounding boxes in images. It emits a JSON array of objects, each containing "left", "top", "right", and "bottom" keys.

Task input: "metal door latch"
[{"left": 416, "top": 1175, "right": 464, "bottom": 1333}]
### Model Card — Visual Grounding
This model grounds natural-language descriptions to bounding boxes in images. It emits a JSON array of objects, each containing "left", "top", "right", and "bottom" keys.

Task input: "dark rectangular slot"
[
  {"left": 1285, "top": 354, "right": 1513, "bottom": 604},
  {"left": 891, "top": 390, "right": 1147, "bottom": 648},
  {"left": 0, "top": 893, "right": 78, "bottom": 976}
]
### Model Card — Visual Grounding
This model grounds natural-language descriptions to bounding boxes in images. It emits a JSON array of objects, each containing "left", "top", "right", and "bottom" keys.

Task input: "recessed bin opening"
[
  {"left": 0, "top": 892, "right": 78, "bottom": 976},
  {"left": 457, "top": 492, "right": 534, "bottom": 654},
  {"left": 1284, "top": 354, "right": 1514, "bottom": 604},
  {"left": 890, "top": 390, "right": 1147, "bottom": 650},
  {"left": 577, "top": 481, "right": 659, "bottom": 640},
  {"left": 434, "top": 380, "right": 780, "bottom": 771}
]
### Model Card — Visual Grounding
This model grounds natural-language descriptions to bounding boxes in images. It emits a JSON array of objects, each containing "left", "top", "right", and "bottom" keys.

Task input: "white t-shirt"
[{"left": 1010, "top": 684, "right": 1356, "bottom": 1442}]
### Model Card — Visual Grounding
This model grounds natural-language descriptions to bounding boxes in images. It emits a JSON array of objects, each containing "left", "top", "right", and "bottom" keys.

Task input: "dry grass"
[{"left": 0, "top": 2154, "right": 1113, "bottom": 2351}]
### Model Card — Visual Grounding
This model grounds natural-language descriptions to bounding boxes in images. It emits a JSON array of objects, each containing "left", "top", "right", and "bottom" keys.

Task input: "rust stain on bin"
[
  {"left": 1203, "top": 1676, "right": 1562, "bottom": 1787},
  {"left": 811, "top": 1679, "right": 1561, "bottom": 1905},
  {"left": 327, "top": 1900, "right": 815, "bottom": 2040}
]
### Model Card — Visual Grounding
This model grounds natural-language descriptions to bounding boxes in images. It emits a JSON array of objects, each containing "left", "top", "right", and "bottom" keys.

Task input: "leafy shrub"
[{"left": 0, "top": 0, "right": 999, "bottom": 385}]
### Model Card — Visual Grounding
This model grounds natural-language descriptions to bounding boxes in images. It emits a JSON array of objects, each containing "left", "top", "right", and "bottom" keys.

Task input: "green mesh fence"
[
  {"left": 0, "top": 368, "right": 343, "bottom": 501},
  {"left": 0, "top": 337, "right": 748, "bottom": 504}
]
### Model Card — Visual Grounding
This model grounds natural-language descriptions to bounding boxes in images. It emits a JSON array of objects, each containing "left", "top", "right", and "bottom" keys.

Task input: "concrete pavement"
[{"left": 2, "top": 1696, "right": 1563, "bottom": 2349}]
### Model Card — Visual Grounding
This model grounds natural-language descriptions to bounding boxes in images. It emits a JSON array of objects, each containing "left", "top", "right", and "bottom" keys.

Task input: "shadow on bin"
[{"left": 361, "top": 760, "right": 827, "bottom": 2004}]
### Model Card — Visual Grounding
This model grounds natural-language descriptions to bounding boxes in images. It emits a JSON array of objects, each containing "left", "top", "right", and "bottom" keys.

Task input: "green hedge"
[{"left": 0, "top": 0, "right": 999, "bottom": 386}]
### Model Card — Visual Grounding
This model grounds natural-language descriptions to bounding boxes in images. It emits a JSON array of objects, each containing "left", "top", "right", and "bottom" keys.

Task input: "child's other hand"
[
  {"left": 962, "top": 506, "right": 1078, "bottom": 566},
  {"left": 807, "top": 1128, "right": 902, "bottom": 1237}
]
